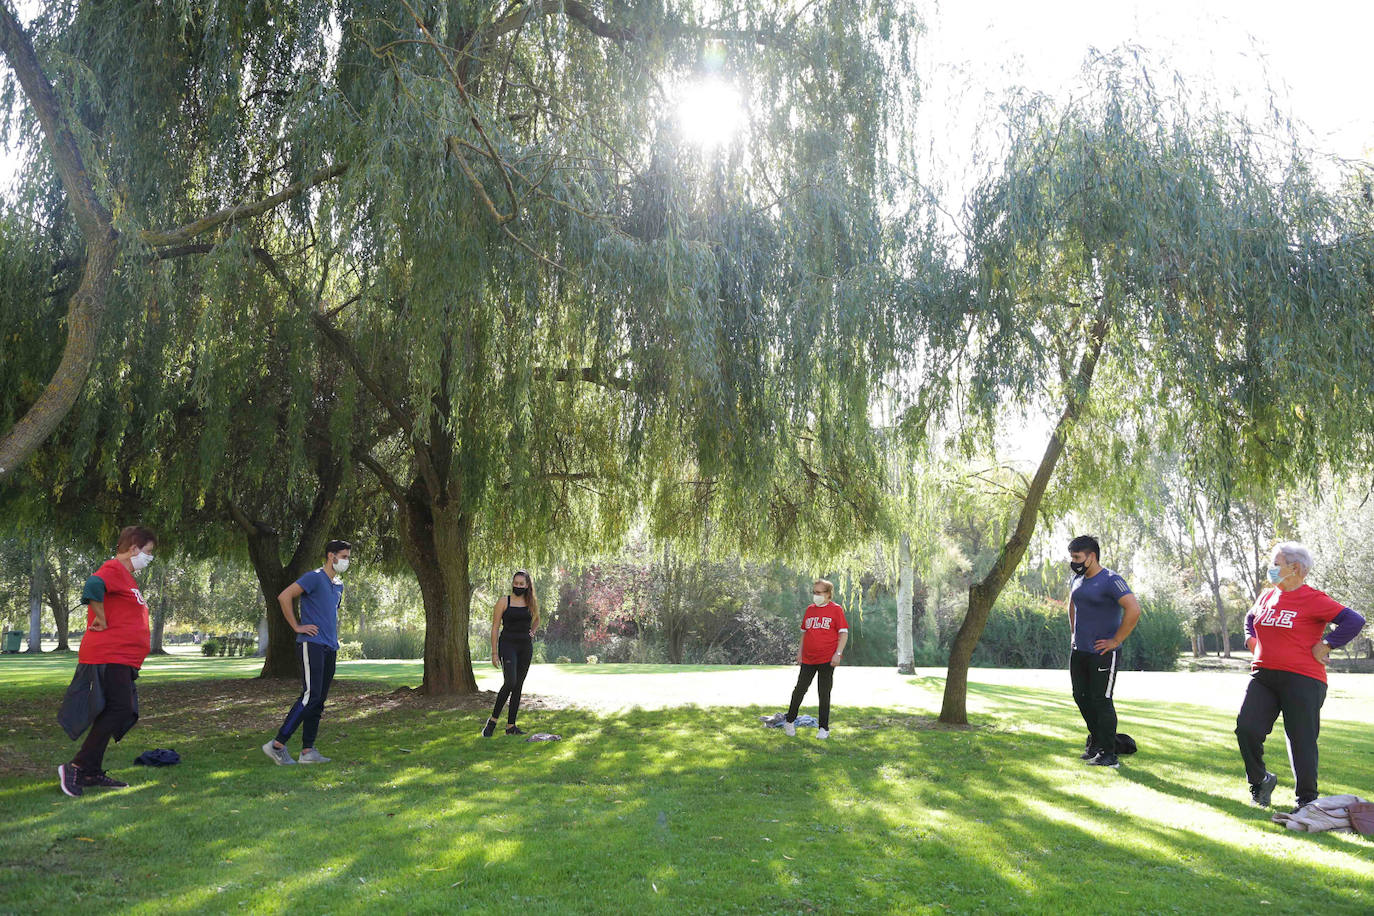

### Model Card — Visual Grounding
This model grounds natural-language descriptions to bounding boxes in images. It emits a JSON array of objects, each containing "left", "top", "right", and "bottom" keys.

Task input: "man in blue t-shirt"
[
  {"left": 263, "top": 540, "right": 351, "bottom": 766},
  {"left": 1066, "top": 535, "right": 1141, "bottom": 769}
]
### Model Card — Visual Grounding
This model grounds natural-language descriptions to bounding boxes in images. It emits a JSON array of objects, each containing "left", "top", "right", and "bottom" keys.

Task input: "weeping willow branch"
[{"left": 139, "top": 162, "right": 349, "bottom": 247}]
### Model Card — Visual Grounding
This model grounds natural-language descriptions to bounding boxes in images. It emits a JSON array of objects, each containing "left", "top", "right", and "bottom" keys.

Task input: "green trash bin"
[{"left": 2, "top": 630, "right": 23, "bottom": 653}]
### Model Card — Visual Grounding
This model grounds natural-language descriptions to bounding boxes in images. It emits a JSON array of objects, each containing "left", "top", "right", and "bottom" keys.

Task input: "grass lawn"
[{"left": 1, "top": 654, "right": 1371, "bottom": 914}]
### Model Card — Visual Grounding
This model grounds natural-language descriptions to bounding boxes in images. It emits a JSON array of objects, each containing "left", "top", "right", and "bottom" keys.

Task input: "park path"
[{"left": 476, "top": 664, "right": 1374, "bottom": 723}]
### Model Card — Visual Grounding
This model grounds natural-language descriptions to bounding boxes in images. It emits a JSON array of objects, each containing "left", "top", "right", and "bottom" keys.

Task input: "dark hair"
[
  {"left": 1067, "top": 535, "right": 1100, "bottom": 560},
  {"left": 117, "top": 526, "right": 157, "bottom": 553},
  {"left": 325, "top": 539, "right": 352, "bottom": 556},
  {"left": 512, "top": 569, "right": 539, "bottom": 620}
]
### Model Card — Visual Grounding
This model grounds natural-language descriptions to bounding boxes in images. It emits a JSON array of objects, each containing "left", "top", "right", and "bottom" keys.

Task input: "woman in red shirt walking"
[
  {"left": 1236, "top": 542, "right": 1365, "bottom": 811},
  {"left": 782, "top": 579, "right": 849, "bottom": 739},
  {"left": 58, "top": 526, "right": 156, "bottom": 797}
]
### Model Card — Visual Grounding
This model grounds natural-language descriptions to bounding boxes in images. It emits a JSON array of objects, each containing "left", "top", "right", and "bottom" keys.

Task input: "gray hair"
[{"left": 1272, "top": 541, "right": 1314, "bottom": 577}]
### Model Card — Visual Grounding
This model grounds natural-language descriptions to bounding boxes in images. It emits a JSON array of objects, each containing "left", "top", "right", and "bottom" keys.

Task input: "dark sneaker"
[
  {"left": 1249, "top": 772, "right": 1277, "bottom": 807},
  {"left": 58, "top": 763, "right": 83, "bottom": 798},
  {"left": 1088, "top": 751, "right": 1120, "bottom": 769},
  {"left": 505, "top": 725, "right": 526, "bottom": 736},
  {"left": 1080, "top": 746, "right": 1102, "bottom": 761},
  {"left": 79, "top": 769, "right": 129, "bottom": 789},
  {"left": 482, "top": 719, "right": 497, "bottom": 738},
  {"left": 1292, "top": 799, "right": 1316, "bottom": 814}
]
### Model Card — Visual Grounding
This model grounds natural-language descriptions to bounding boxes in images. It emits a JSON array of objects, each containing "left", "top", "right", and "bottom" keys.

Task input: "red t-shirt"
[
  {"left": 78, "top": 559, "right": 151, "bottom": 668},
  {"left": 1249, "top": 585, "right": 1345, "bottom": 684},
  {"left": 800, "top": 602, "right": 849, "bottom": 664}
]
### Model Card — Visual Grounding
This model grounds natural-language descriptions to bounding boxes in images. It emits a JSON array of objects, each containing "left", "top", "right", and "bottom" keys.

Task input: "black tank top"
[{"left": 501, "top": 597, "right": 532, "bottom": 638}]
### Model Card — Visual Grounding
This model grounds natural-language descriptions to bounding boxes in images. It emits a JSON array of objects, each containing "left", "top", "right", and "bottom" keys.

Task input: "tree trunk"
[
  {"left": 26, "top": 546, "right": 43, "bottom": 652},
  {"left": 939, "top": 318, "right": 1108, "bottom": 725},
  {"left": 257, "top": 615, "right": 269, "bottom": 657},
  {"left": 43, "top": 555, "right": 70, "bottom": 651},
  {"left": 240, "top": 525, "right": 301, "bottom": 678},
  {"left": 426, "top": 502, "right": 478, "bottom": 694},
  {"left": 896, "top": 533, "right": 914, "bottom": 674},
  {"left": 0, "top": 7, "right": 120, "bottom": 484},
  {"left": 1211, "top": 586, "right": 1229, "bottom": 658},
  {"left": 148, "top": 562, "right": 168, "bottom": 654}
]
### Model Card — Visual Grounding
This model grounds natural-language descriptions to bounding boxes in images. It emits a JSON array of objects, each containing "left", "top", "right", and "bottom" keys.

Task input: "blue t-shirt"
[
  {"left": 1070, "top": 567, "right": 1132, "bottom": 651},
  {"left": 295, "top": 568, "right": 343, "bottom": 651}
]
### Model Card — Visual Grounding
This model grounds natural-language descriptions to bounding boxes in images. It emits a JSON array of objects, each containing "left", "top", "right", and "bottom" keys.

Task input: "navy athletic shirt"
[
  {"left": 1070, "top": 568, "right": 1132, "bottom": 651},
  {"left": 294, "top": 568, "right": 344, "bottom": 651}
]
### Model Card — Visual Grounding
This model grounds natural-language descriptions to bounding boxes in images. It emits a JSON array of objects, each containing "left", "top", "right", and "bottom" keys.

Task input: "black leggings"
[
  {"left": 786, "top": 663, "right": 834, "bottom": 729},
  {"left": 73, "top": 664, "right": 138, "bottom": 772},
  {"left": 1236, "top": 667, "right": 1327, "bottom": 805},
  {"left": 491, "top": 636, "right": 533, "bottom": 725}
]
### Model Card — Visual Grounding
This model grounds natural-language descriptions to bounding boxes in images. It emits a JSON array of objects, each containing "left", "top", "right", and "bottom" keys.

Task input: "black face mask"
[
  {"left": 512, "top": 586, "right": 529, "bottom": 597},
  {"left": 1069, "top": 560, "right": 1088, "bottom": 576}
]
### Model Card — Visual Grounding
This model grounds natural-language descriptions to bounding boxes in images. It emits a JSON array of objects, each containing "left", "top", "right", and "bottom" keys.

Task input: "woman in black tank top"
[{"left": 482, "top": 570, "right": 541, "bottom": 737}]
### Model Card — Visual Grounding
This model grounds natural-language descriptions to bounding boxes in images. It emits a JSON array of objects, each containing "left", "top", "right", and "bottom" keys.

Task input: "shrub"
[
  {"left": 357, "top": 629, "right": 424, "bottom": 660},
  {"left": 972, "top": 587, "right": 1070, "bottom": 669},
  {"left": 201, "top": 639, "right": 221, "bottom": 657},
  {"left": 337, "top": 641, "right": 363, "bottom": 661},
  {"left": 555, "top": 656, "right": 571, "bottom": 664},
  {"left": 585, "top": 654, "right": 599, "bottom": 664},
  {"left": 1123, "top": 599, "right": 1188, "bottom": 671}
]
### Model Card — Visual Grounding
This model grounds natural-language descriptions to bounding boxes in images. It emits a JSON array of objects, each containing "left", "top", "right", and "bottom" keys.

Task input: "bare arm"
[
  {"left": 88, "top": 600, "right": 106, "bottom": 632},
  {"left": 831, "top": 630, "right": 849, "bottom": 665},
  {"left": 1067, "top": 597, "right": 1075, "bottom": 643},
  {"left": 278, "top": 582, "right": 315, "bottom": 636},
  {"left": 1095, "top": 594, "right": 1141, "bottom": 654},
  {"left": 491, "top": 597, "right": 506, "bottom": 665}
]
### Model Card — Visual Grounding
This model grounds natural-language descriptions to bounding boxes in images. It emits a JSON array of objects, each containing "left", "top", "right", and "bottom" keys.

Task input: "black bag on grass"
[{"left": 1084, "top": 733, "right": 1138, "bottom": 756}]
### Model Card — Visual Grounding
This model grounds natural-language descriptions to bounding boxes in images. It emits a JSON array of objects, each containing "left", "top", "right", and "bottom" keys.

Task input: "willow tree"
[
  {"left": 240, "top": 0, "right": 921, "bottom": 693},
  {"left": 927, "top": 56, "right": 1374, "bottom": 724},
  {"left": 0, "top": 1, "right": 348, "bottom": 487}
]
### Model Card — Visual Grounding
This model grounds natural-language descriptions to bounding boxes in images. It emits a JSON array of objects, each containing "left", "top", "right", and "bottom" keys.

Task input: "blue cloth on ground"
[{"left": 134, "top": 748, "right": 180, "bottom": 766}]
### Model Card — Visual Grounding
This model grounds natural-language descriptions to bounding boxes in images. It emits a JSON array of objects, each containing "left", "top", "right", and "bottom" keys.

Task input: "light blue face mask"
[{"left": 1267, "top": 564, "right": 1283, "bottom": 584}]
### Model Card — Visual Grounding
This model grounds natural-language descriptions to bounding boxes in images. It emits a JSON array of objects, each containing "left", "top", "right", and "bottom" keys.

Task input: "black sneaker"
[
  {"left": 481, "top": 718, "right": 497, "bottom": 738},
  {"left": 1249, "top": 772, "right": 1277, "bottom": 807},
  {"left": 1080, "top": 746, "right": 1102, "bottom": 761},
  {"left": 504, "top": 724, "right": 525, "bottom": 736},
  {"left": 1088, "top": 751, "right": 1120, "bottom": 768},
  {"left": 1292, "top": 799, "right": 1316, "bottom": 814},
  {"left": 58, "top": 763, "right": 83, "bottom": 798},
  {"left": 79, "top": 769, "right": 129, "bottom": 789}
]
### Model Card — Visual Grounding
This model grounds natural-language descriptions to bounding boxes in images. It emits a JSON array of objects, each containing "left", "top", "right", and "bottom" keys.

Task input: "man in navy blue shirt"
[
  {"left": 263, "top": 540, "right": 350, "bottom": 766},
  {"left": 1066, "top": 535, "right": 1141, "bottom": 768}
]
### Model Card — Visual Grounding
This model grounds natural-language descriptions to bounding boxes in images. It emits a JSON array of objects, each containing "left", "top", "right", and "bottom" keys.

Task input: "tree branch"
[
  {"left": 533, "top": 366, "right": 632, "bottom": 392},
  {"left": 0, "top": 2, "right": 119, "bottom": 483},
  {"left": 139, "top": 162, "right": 348, "bottom": 248}
]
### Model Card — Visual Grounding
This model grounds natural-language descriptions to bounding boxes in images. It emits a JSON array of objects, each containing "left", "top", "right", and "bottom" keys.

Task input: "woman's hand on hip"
[{"left": 1312, "top": 642, "right": 1332, "bottom": 666}]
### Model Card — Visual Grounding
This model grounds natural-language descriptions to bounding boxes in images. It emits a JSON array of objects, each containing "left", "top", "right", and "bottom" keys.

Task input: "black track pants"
[
  {"left": 1070, "top": 648, "right": 1119, "bottom": 754},
  {"left": 1236, "top": 667, "right": 1326, "bottom": 805}
]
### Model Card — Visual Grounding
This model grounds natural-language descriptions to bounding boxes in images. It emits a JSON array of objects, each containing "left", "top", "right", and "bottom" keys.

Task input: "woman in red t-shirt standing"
[
  {"left": 782, "top": 579, "right": 849, "bottom": 739},
  {"left": 58, "top": 526, "right": 157, "bottom": 798},
  {"left": 1236, "top": 541, "right": 1365, "bottom": 811}
]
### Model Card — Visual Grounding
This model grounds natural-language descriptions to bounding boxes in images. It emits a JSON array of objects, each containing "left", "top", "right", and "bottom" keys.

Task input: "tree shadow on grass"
[{"left": 3, "top": 678, "right": 1373, "bottom": 914}]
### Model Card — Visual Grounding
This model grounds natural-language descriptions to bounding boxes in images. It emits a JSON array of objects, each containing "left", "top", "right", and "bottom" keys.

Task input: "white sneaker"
[
  {"left": 298, "top": 748, "right": 331, "bottom": 764},
  {"left": 783, "top": 721, "right": 796, "bottom": 737},
  {"left": 817, "top": 728, "right": 829, "bottom": 740},
  {"left": 262, "top": 741, "right": 296, "bottom": 765}
]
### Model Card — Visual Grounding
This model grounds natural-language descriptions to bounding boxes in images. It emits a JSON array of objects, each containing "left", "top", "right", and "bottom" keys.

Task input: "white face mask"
[
  {"left": 813, "top": 593, "right": 828, "bottom": 606},
  {"left": 131, "top": 550, "right": 153, "bottom": 571},
  {"left": 333, "top": 557, "right": 350, "bottom": 573}
]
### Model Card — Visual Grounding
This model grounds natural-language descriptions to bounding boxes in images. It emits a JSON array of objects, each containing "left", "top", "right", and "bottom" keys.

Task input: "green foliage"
[
  {"left": 200, "top": 639, "right": 220, "bottom": 657},
  {"left": 336, "top": 640, "right": 363, "bottom": 661},
  {"left": 1122, "top": 599, "right": 1188, "bottom": 672},
  {"left": 970, "top": 584, "right": 1071, "bottom": 670},
  {"left": 355, "top": 628, "right": 424, "bottom": 661}
]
